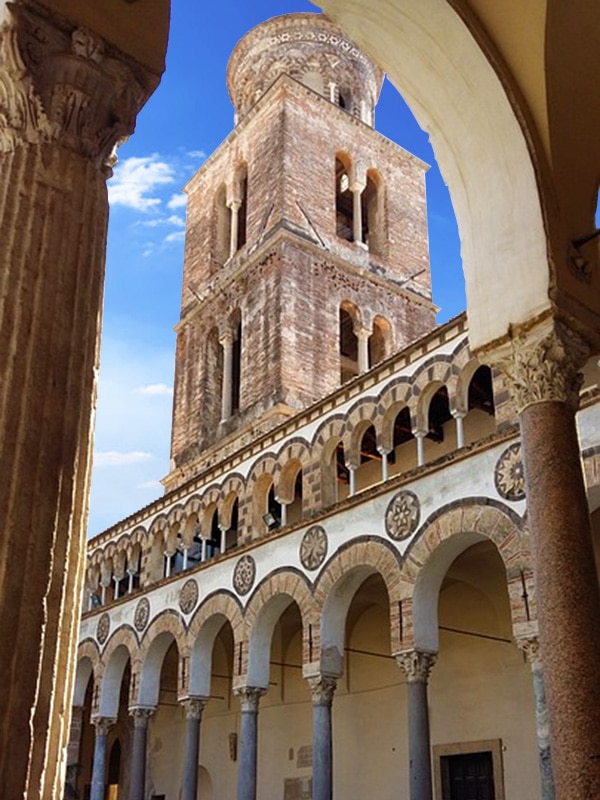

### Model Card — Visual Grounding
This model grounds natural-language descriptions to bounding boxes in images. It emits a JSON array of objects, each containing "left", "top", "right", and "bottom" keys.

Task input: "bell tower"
[{"left": 166, "top": 13, "right": 436, "bottom": 489}]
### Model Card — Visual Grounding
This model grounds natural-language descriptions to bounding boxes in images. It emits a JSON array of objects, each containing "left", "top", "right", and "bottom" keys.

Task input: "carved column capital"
[
  {"left": 129, "top": 706, "right": 155, "bottom": 728},
  {"left": 234, "top": 686, "right": 266, "bottom": 712},
  {"left": 0, "top": 1, "right": 159, "bottom": 169},
  {"left": 396, "top": 650, "right": 437, "bottom": 684},
  {"left": 91, "top": 715, "right": 116, "bottom": 736},
  {"left": 517, "top": 636, "right": 542, "bottom": 668},
  {"left": 181, "top": 696, "right": 209, "bottom": 720},
  {"left": 306, "top": 675, "right": 337, "bottom": 706},
  {"left": 484, "top": 317, "right": 590, "bottom": 414}
]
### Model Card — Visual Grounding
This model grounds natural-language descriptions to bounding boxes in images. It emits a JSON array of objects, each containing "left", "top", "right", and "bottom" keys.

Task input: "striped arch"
[
  {"left": 97, "top": 627, "right": 139, "bottom": 718},
  {"left": 411, "top": 357, "right": 457, "bottom": 432},
  {"left": 314, "top": 539, "right": 403, "bottom": 675},
  {"left": 311, "top": 413, "right": 349, "bottom": 456},
  {"left": 378, "top": 377, "right": 414, "bottom": 453},
  {"left": 275, "top": 437, "right": 312, "bottom": 502},
  {"left": 453, "top": 356, "right": 486, "bottom": 415},
  {"left": 188, "top": 592, "right": 244, "bottom": 697},
  {"left": 219, "top": 474, "right": 246, "bottom": 530},
  {"left": 246, "top": 453, "right": 278, "bottom": 534},
  {"left": 166, "top": 503, "right": 185, "bottom": 529},
  {"left": 73, "top": 641, "right": 101, "bottom": 707},
  {"left": 346, "top": 397, "right": 381, "bottom": 466},
  {"left": 137, "top": 612, "right": 188, "bottom": 706},
  {"left": 400, "top": 499, "right": 531, "bottom": 654},
  {"left": 244, "top": 570, "right": 316, "bottom": 688}
]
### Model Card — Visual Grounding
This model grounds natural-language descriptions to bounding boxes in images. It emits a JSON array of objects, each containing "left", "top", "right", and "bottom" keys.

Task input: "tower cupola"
[{"left": 226, "top": 12, "right": 383, "bottom": 126}]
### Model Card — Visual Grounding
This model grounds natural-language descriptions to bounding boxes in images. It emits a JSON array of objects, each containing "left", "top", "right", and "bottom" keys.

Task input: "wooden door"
[{"left": 441, "top": 750, "right": 495, "bottom": 800}]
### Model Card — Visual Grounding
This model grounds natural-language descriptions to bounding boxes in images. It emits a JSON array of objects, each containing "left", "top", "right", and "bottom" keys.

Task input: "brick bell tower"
[{"left": 166, "top": 12, "right": 436, "bottom": 490}]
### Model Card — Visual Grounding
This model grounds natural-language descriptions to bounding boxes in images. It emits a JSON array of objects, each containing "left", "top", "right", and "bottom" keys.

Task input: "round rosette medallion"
[
  {"left": 233, "top": 555, "right": 256, "bottom": 596},
  {"left": 300, "top": 525, "right": 328, "bottom": 570},
  {"left": 96, "top": 612, "right": 110, "bottom": 644},
  {"left": 385, "top": 490, "right": 420, "bottom": 541},
  {"left": 494, "top": 442, "right": 526, "bottom": 501},
  {"left": 179, "top": 578, "right": 199, "bottom": 614},
  {"left": 134, "top": 597, "right": 150, "bottom": 632}
]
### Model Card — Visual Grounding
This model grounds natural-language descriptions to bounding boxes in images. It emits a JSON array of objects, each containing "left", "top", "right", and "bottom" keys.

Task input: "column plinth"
[
  {"left": 396, "top": 650, "right": 437, "bottom": 800},
  {"left": 488, "top": 318, "right": 600, "bottom": 800},
  {"left": 0, "top": 5, "right": 161, "bottom": 799}
]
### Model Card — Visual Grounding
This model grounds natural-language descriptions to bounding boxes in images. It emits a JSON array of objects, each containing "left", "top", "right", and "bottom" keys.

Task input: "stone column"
[
  {"left": 220, "top": 331, "right": 234, "bottom": 422},
  {"left": 90, "top": 717, "right": 115, "bottom": 800},
  {"left": 350, "top": 181, "right": 365, "bottom": 244},
  {"left": 490, "top": 318, "right": 600, "bottom": 800},
  {"left": 517, "top": 636, "right": 555, "bottom": 800},
  {"left": 181, "top": 697, "right": 208, "bottom": 800},
  {"left": 228, "top": 199, "right": 241, "bottom": 257},
  {"left": 346, "top": 463, "right": 357, "bottom": 497},
  {"left": 307, "top": 676, "right": 337, "bottom": 800},
  {"left": 396, "top": 650, "right": 437, "bottom": 800},
  {"left": 413, "top": 429, "right": 426, "bottom": 467},
  {"left": 0, "top": 6, "right": 161, "bottom": 799},
  {"left": 234, "top": 687, "right": 266, "bottom": 800},
  {"left": 452, "top": 409, "right": 466, "bottom": 448},
  {"left": 378, "top": 446, "right": 390, "bottom": 482},
  {"left": 356, "top": 326, "right": 370, "bottom": 373},
  {"left": 129, "top": 707, "right": 155, "bottom": 800},
  {"left": 219, "top": 524, "right": 228, "bottom": 554}
]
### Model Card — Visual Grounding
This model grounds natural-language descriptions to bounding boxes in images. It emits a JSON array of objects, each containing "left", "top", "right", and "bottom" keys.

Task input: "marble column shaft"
[
  {"left": 90, "top": 718, "right": 115, "bottom": 800},
  {"left": 397, "top": 651, "right": 437, "bottom": 800},
  {"left": 0, "top": 5, "right": 161, "bottom": 799},
  {"left": 181, "top": 698, "right": 208, "bottom": 800},
  {"left": 129, "top": 707, "right": 154, "bottom": 800},
  {"left": 307, "top": 676, "right": 337, "bottom": 800},
  {"left": 235, "top": 687, "right": 265, "bottom": 800}
]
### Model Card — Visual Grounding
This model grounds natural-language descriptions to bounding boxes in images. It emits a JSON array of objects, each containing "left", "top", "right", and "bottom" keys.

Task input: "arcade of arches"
[{"left": 0, "top": 3, "right": 598, "bottom": 800}]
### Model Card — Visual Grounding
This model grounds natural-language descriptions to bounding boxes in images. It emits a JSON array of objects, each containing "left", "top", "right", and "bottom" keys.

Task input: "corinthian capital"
[
  {"left": 92, "top": 715, "right": 116, "bottom": 736},
  {"left": 485, "top": 317, "right": 590, "bottom": 414},
  {"left": 396, "top": 650, "right": 437, "bottom": 684},
  {"left": 0, "top": 1, "right": 159, "bottom": 168},
  {"left": 129, "top": 706, "right": 155, "bottom": 728},
  {"left": 234, "top": 686, "right": 266, "bottom": 713},
  {"left": 306, "top": 675, "right": 337, "bottom": 706}
]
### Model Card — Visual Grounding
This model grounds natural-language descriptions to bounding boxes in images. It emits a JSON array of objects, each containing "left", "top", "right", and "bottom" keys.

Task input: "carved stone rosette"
[
  {"left": 306, "top": 675, "right": 337, "bottom": 706},
  {"left": 486, "top": 318, "right": 590, "bottom": 414},
  {"left": 133, "top": 597, "right": 150, "bottom": 632},
  {"left": 234, "top": 686, "right": 266, "bottom": 713},
  {"left": 385, "top": 490, "right": 420, "bottom": 541},
  {"left": 494, "top": 442, "right": 526, "bottom": 501},
  {"left": 96, "top": 612, "right": 110, "bottom": 645},
  {"left": 179, "top": 579, "right": 199, "bottom": 614},
  {"left": 300, "top": 525, "right": 328, "bottom": 570},
  {"left": 396, "top": 650, "right": 437, "bottom": 684},
  {"left": 233, "top": 554, "right": 256, "bottom": 596},
  {"left": 181, "top": 697, "right": 209, "bottom": 720},
  {"left": 129, "top": 706, "right": 155, "bottom": 728}
]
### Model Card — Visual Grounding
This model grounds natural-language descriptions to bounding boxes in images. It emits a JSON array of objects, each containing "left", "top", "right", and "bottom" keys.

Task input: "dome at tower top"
[{"left": 227, "top": 12, "right": 384, "bottom": 126}]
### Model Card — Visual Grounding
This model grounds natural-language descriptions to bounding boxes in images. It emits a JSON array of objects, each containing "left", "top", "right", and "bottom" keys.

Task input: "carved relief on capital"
[
  {"left": 181, "top": 697, "right": 209, "bottom": 720},
  {"left": 487, "top": 319, "right": 590, "bottom": 414},
  {"left": 92, "top": 716, "right": 116, "bottom": 736},
  {"left": 396, "top": 650, "right": 437, "bottom": 684},
  {"left": 129, "top": 706, "right": 155, "bottom": 728},
  {"left": 516, "top": 636, "right": 541, "bottom": 667},
  {"left": 234, "top": 686, "right": 266, "bottom": 713},
  {"left": 306, "top": 675, "right": 337, "bottom": 706},
  {"left": 0, "top": 2, "right": 156, "bottom": 168}
]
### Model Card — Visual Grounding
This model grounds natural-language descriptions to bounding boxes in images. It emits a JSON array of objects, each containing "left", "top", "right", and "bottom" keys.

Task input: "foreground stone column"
[
  {"left": 90, "top": 717, "right": 115, "bottom": 800},
  {"left": 396, "top": 650, "right": 437, "bottom": 800},
  {"left": 234, "top": 686, "right": 266, "bottom": 800},
  {"left": 517, "top": 635, "right": 555, "bottom": 800},
  {"left": 307, "top": 675, "right": 337, "bottom": 800},
  {"left": 492, "top": 319, "right": 600, "bottom": 800},
  {"left": 129, "top": 707, "right": 155, "bottom": 800},
  {"left": 181, "top": 697, "right": 208, "bottom": 800},
  {"left": 0, "top": 4, "right": 163, "bottom": 799}
]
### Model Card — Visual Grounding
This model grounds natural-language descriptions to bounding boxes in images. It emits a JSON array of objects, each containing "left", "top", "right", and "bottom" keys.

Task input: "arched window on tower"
[
  {"left": 369, "top": 315, "right": 392, "bottom": 367},
  {"left": 231, "top": 315, "right": 242, "bottom": 415},
  {"left": 361, "top": 170, "right": 384, "bottom": 256},
  {"left": 235, "top": 165, "right": 248, "bottom": 252},
  {"left": 339, "top": 304, "right": 359, "bottom": 383},
  {"left": 205, "top": 326, "right": 223, "bottom": 435},
  {"left": 335, "top": 155, "right": 353, "bottom": 242},
  {"left": 214, "top": 184, "right": 231, "bottom": 267}
]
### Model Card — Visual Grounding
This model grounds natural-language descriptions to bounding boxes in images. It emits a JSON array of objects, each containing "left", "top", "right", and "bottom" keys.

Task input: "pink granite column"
[
  {"left": 492, "top": 319, "right": 600, "bottom": 800},
  {"left": 0, "top": 4, "right": 162, "bottom": 799}
]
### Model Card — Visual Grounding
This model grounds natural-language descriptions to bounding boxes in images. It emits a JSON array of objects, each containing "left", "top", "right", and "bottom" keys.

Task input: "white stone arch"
[
  {"left": 246, "top": 592, "right": 300, "bottom": 689},
  {"left": 72, "top": 656, "right": 95, "bottom": 707},
  {"left": 98, "top": 644, "right": 131, "bottom": 718},
  {"left": 320, "top": 0, "right": 549, "bottom": 351},
  {"left": 137, "top": 629, "right": 180, "bottom": 708},
  {"left": 189, "top": 612, "right": 232, "bottom": 697}
]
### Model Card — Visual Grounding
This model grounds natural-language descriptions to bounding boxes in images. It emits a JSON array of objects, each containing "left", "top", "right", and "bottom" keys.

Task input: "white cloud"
[
  {"left": 108, "top": 154, "right": 175, "bottom": 212},
  {"left": 165, "top": 230, "right": 185, "bottom": 244},
  {"left": 94, "top": 450, "right": 155, "bottom": 467},
  {"left": 167, "top": 193, "right": 187, "bottom": 210},
  {"left": 187, "top": 150, "right": 207, "bottom": 160},
  {"left": 135, "top": 383, "right": 173, "bottom": 397},
  {"left": 167, "top": 215, "right": 185, "bottom": 227},
  {"left": 140, "top": 214, "right": 185, "bottom": 229},
  {"left": 137, "top": 479, "right": 163, "bottom": 491}
]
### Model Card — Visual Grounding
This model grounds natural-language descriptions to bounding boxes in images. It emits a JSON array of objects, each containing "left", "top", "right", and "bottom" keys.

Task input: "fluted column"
[
  {"left": 234, "top": 686, "right": 266, "bottom": 800},
  {"left": 129, "top": 707, "right": 155, "bottom": 800},
  {"left": 0, "top": 6, "right": 161, "bottom": 799},
  {"left": 489, "top": 317, "right": 600, "bottom": 800},
  {"left": 396, "top": 650, "right": 437, "bottom": 800},
  {"left": 90, "top": 717, "right": 115, "bottom": 800},
  {"left": 517, "top": 636, "right": 555, "bottom": 800},
  {"left": 181, "top": 697, "right": 209, "bottom": 800},
  {"left": 307, "top": 676, "right": 337, "bottom": 800}
]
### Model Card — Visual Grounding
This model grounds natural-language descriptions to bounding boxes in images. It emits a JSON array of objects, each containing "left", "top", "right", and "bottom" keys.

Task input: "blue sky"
[{"left": 87, "top": 0, "right": 465, "bottom": 537}]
